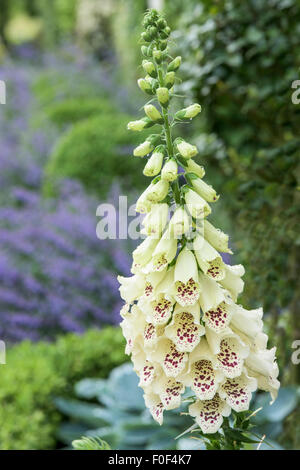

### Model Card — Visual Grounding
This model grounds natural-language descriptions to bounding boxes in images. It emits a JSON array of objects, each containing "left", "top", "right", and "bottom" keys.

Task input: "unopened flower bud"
[
  {"left": 164, "top": 72, "right": 175, "bottom": 89},
  {"left": 142, "top": 60, "right": 157, "bottom": 78},
  {"left": 186, "top": 159, "right": 205, "bottom": 178},
  {"left": 153, "top": 49, "right": 163, "bottom": 64},
  {"left": 175, "top": 138, "right": 198, "bottom": 159},
  {"left": 175, "top": 103, "right": 202, "bottom": 120},
  {"left": 127, "top": 117, "right": 154, "bottom": 131},
  {"left": 157, "top": 18, "right": 167, "bottom": 30},
  {"left": 191, "top": 177, "right": 219, "bottom": 203},
  {"left": 167, "top": 56, "right": 181, "bottom": 72},
  {"left": 138, "top": 78, "right": 153, "bottom": 95},
  {"left": 146, "top": 179, "right": 169, "bottom": 203},
  {"left": 143, "top": 147, "right": 164, "bottom": 177},
  {"left": 161, "top": 159, "right": 178, "bottom": 182},
  {"left": 156, "top": 87, "right": 169, "bottom": 107},
  {"left": 185, "top": 188, "right": 211, "bottom": 219},
  {"left": 133, "top": 140, "right": 154, "bottom": 157},
  {"left": 169, "top": 207, "right": 190, "bottom": 238},
  {"left": 144, "top": 104, "right": 163, "bottom": 122},
  {"left": 158, "top": 40, "right": 168, "bottom": 50}
]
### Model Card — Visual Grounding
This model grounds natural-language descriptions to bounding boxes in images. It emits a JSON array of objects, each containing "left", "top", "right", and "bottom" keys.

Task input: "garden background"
[{"left": 0, "top": 0, "right": 299, "bottom": 450}]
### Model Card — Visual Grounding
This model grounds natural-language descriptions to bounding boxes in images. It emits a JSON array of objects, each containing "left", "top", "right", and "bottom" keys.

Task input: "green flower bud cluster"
[{"left": 130, "top": 9, "right": 203, "bottom": 208}]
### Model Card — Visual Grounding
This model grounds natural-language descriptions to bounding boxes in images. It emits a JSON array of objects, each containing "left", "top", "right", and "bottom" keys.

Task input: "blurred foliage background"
[{"left": 0, "top": 0, "right": 299, "bottom": 450}]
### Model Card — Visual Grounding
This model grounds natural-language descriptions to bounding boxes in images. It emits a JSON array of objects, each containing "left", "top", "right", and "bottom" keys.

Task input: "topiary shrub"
[
  {"left": 43, "top": 114, "right": 152, "bottom": 197},
  {"left": 44, "top": 97, "right": 116, "bottom": 128},
  {"left": 0, "top": 327, "right": 126, "bottom": 450}
]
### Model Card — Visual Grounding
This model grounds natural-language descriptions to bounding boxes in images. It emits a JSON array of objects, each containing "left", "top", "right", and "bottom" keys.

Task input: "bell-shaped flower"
[
  {"left": 229, "top": 304, "right": 263, "bottom": 339},
  {"left": 135, "top": 185, "right": 154, "bottom": 213},
  {"left": 185, "top": 188, "right": 211, "bottom": 219},
  {"left": 120, "top": 305, "right": 146, "bottom": 355},
  {"left": 175, "top": 103, "right": 201, "bottom": 120},
  {"left": 169, "top": 207, "right": 190, "bottom": 238},
  {"left": 143, "top": 268, "right": 168, "bottom": 300},
  {"left": 218, "top": 370, "right": 257, "bottom": 412},
  {"left": 245, "top": 347, "right": 279, "bottom": 403},
  {"left": 161, "top": 159, "right": 178, "bottom": 182},
  {"left": 203, "top": 301, "right": 233, "bottom": 334},
  {"left": 132, "top": 236, "right": 159, "bottom": 270},
  {"left": 148, "top": 229, "right": 177, "bottom": 272},
  {"left": 143, "top": 146, "right": 164, "bottom": 177},
  {"left": 152, "top": 375, "right": 185, "bottom": 410},
  {"left": 219, "top": 264, "right": 245, "bottom": 301},
  {"left": 203, "top": 219, "right": 232, "bottom": 254},
  {"left": 144, "top": 392, "right": 165, "bottom": 425},
  {"left": 174, "top": 248, "right": 201, "bottom": 306},
  {"left": 146, "top": 179, "right": 169, "bottom": 203},
  {"left": 186, "top": 159, "right": 205, "bottom": 178},
  {"left": 194, "top": 234, "right": 225, "bottom": 281},
  {"left": 144, "top": 104, "right": 163, "bottom": 122},
  {"left": 133, "top": 140, "right": 154, "bottom": 157},
  {"left": 191, "top": 177, "right": 219, "bottom": 203},
  {"left": 206, "top": 327, "right": 250, "bottom": 378},
  {"left": 143, "top": 322, "right": 164, "bottom": 351},
  {"left": 165, "top": 303, "right": 205, "bottom": 353},
  {"left": 118, "top": 273, "right": 146, "bottom": 304},
  {"left": 198, "top": 272, "right": 231, "bottom": 313},
  {"left": 142, "top": 203, "right": 169, "bottom": 237},
  {"left": 189, "top": 394, "right": 231, "bottom": 434},
  {"left": 175, "top": 138, "right": 198, "bottom": 159},
  {"left": 180, "top": 339, "right": 224, "bottom": 400},
  {"left": 148, "top": 338, "right": 188, "bottom": 378},
  {"left": 139, "top": 293, "right": 174, "bottom": 326}
]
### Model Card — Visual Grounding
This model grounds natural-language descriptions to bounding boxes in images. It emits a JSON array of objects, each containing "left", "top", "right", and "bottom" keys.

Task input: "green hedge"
[
  {"left": 44, "top": 97, "right": 116, "bottom": 128},
  {"left": 43, "top": 114, "right": 151, "bottom": 197},
  {"left": 0, "top": 328, "right": 126, "bottom": 450}
]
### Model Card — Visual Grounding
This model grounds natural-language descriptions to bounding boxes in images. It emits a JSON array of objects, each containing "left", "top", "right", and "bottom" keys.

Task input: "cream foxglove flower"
[
  {"left": 203, "top": 219, "right": 232, "bottom": 254},
  {"left": 143, "top": 147, "right": 164, "bottom": 177},
  {"left": 161, "top": 159, "right": 178, "bottom": 182},
  {"left": 175, "top": 103, "right": 202, "bottom": 120},
  {"left": 148, "top": 229, "right": 177, "bottom": 272},
  {"left": 180, "top": 339, "right": 224, "bottom": 400},
  {"left": 198, "top": 272, "right": 231, "bottom": 313},
  {"left": 120, "top": 305, "right": 146, "bottom": 355},
  {"left": 135, "top": 185, "right": 154, "bottom": 214},
  {"left": 148, "top": 337, "right": 189, "bottom": 378},
  {"left": 169, "top": 207, "right": 190, "bottom": 238},
  {"left": 142, "top": 203, "right": 169, "bottom": 237},
  {"left": 191, "top": 177, "right": 219, "bottom": 203},
  {"left": 189, "top": 394, "right": 231, "bottom": 434},
  {"left": 219, "top": 264, "right": 245, "bottom": 301},
  {"left": 218, "top": 370, "right": 257, "bottom": 412},
  {"left": 165, "top": 303, "right": 205, "bottom": 352},
  {"left": 185, "top": 188, "right": 211, "bottom": 219},
  {"left": 186, "top": 159, "right": 205, "bottom": 178},
  {"left": 174, "top": 248, "right": 201, "bottom": 306},
  {"left": 143, "top": 268, "right": 168, "bottom": 300},
  {"left": 118, "top": 273, "right": 146, "bottom": 303},
  {"left": 145, "top": 179, "right": 169, "bottom": 203},
  {"left": 175, "top": 138, "right": 198, "bottom": 159},
  {"left": 206, "top": 327, "right": 250, "bottom": 378},
  {"left": 144, "top": 392, "right": 165, "bottom": 425},
  {"left": 194, "top": 234, "right": 225, "bottom": 281},
  {"left": 152, "top": 375, "right": 185, "bottom": 410},
  {"left": 133, "top": 140, "right": 154, "bottom": 157},
  {"left": 132, "top": 236, "right": 159, "bottom": 269},
  {"left": 138, "top": 293, "right": 174, "bottom": 326}
]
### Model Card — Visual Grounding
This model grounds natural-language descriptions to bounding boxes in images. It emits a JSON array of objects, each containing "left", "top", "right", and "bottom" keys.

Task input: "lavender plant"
[{"left": 118, "top": 9, "right": 280, "bottom": 450}]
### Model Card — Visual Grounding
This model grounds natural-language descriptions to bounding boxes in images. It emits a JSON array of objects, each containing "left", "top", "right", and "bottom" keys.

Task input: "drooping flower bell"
[{"left": 118, "top": 9, "right": 279, "bottom": 439}]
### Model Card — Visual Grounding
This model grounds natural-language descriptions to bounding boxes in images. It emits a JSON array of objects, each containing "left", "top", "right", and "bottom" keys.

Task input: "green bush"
[
  {"left": 43, "top": 114, "right": 151, "bottom": 197},
  {"left": 0, "top": 328, "right": 126, "bottom": 450},
  {"left": 44, "top": 97, "right": 115, "bottom": 128}
]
